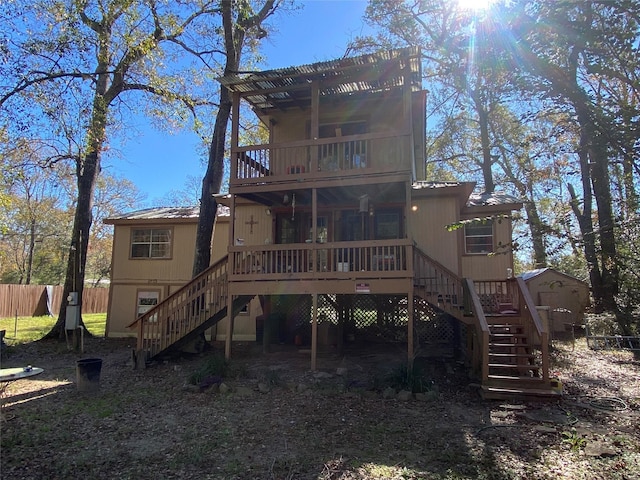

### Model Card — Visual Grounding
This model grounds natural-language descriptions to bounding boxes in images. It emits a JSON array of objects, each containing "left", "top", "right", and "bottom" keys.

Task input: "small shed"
[{"left": 519, "top": 268, "right": 590, "bottom": 332}]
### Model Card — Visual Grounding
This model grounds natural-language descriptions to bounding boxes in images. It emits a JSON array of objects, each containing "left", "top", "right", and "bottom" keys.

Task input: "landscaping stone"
[
  {"left": 397, "top": 390, "right": 413, "bottom": 401},
  {"left": 382, "top": 387, "right": 396, "bottom": 399}
]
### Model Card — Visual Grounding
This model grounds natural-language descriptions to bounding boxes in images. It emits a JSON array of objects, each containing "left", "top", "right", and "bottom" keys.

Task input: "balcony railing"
[
  {"left": 231, "top": 132, "right": 411, "bottom": 185},
  {"left": 229, "top": 239, "right": 412, "bottom": 280}
]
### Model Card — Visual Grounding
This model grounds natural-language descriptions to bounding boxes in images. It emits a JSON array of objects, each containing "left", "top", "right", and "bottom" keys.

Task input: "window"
[
  {"left": 131, "top": 228, "right": 172, "bottom": 258},
  {"left": 465, "top": 221, "right": 494, "bottom": 254},
  {"left": 375, "top": 211, "right": 400, "bottom": 240},
  {"left": 136, "top": 290, "right": 159, "bottom": 319}
]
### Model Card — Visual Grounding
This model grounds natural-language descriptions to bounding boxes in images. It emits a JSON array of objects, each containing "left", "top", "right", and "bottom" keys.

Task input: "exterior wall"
[
  {"left": 270, "top": 96, "right": 407, "bottom": 144},
  {"left": 409, "top": 195, "right": 460, "bottom": 275},
  {"left": 106, "top": 217, "right": 254, "bottom": 339},
  {"left": 524, "top": 271, "right": 590, "bottom": 327},
  {"left": 213, "top": 296, "right": 263, "bottom": 342},
  {"left": 110, "top": 222, "right": 197, "bottom": 283},
  {"left": 461, "top": 214, "right": 514, "bottom": 281},
  {"left": 232, "top": 204, "right": 273, "bottom": 246}
]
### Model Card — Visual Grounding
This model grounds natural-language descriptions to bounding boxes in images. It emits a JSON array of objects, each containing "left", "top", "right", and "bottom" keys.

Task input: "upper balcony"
[
  {"left": 220, "top": 47, "right": 425, "bottom": 193},
  {"left": 230, "top": 132, "right": 413, "bottom": 190}
]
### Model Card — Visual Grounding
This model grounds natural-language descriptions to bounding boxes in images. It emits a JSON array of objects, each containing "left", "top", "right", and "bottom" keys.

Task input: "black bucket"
[{"left": 76, "top": 358, "right": 102, "bottom": 392}]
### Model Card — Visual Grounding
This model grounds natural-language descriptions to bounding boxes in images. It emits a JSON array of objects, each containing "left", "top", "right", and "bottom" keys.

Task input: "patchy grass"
[{"left": 0, "top": 313, "right": 106, "bottom": 344}]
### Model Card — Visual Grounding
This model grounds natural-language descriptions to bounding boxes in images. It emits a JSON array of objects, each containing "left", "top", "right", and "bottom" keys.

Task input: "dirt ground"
[{"left": 1, "top": 334, "right": 639, "bottom": 480}]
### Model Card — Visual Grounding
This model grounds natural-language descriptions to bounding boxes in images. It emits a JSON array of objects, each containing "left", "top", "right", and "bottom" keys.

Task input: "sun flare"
[{"left": 457, "top": 0, "right": 495, "bottom": 11}]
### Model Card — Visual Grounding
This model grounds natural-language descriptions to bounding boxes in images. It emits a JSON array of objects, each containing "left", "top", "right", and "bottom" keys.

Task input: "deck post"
[
  {"left": 224, "top": 294, "right": 235, "bottom": 360},
  {"left": 407, "top": 287, "right": 415, "bottom": 369},
  {"left": 311, "top": 293, "right": 318, "bottom": 371}
]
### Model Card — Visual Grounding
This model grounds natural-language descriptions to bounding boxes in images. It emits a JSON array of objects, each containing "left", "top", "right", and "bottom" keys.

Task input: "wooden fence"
[{"left": 0, "top": 285, "right": 109, "bottom": 318}]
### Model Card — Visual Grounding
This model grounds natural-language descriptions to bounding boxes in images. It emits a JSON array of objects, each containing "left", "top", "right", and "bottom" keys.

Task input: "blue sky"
[{"left": 111, "top": 0, "right": 372, "bottom": 207}]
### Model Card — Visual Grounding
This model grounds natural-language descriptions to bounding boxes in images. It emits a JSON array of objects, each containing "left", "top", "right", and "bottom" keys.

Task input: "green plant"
[
  {"left": 387, "top": 362, "right": 434, "bottom": 393},
  {"left": 188, "top": 354, "right": 229, "bottom": 385},
  {"left": 562, "top": 428, "right": 587, "bottom": 452}
]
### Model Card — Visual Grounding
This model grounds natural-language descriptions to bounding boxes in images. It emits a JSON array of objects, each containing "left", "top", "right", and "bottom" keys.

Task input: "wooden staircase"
[
  {"left": 132, "top": 255, "right": 254, "bottom": 362},
  {"left": 413, "top": 248, "right": 558, "bottom": 400}
]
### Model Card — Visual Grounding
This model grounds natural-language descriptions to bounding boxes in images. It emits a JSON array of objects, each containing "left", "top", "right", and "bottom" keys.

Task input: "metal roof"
[
  {"left": 219, "top": 47, "right": 423, "bottom": 113},
  {"left": 467, "top": 191, "right": 522, "bottom": 207},
  {"left": 105, "top": 205, "right": 229, "bottom": 223}
]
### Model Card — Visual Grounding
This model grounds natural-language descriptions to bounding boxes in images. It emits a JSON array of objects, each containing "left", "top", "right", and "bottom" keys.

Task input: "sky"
[{"left": 110, "top": 0, "right": 373, "bottom": 208}]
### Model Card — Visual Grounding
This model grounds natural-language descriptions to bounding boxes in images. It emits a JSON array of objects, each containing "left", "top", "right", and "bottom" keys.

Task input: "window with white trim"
[
  {"left": 136, "top": 291, "right": 159, "bottom": 321},
  {"left": 464, "top": 221, "right": 494, "bottom": 254},
  {"left": 131, "top": 228, "right": 172, "bottom": 258}
]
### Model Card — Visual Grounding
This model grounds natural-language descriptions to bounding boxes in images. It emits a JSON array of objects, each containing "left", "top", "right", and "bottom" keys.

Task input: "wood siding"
[
  {"left": 106, "top": 218, "right": 232, "bottom": 337},
  {"left": 460, "top": 217, "right": 514, "bottom": 280},
  {"left": 409, "top": 196, "right": 460, "bottom": 275}
]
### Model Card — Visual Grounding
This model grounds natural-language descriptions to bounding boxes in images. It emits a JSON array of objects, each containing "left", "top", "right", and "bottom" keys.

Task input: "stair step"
[
  {"left": 489, "top": 342, "right": 533, "bottom": 348},
  {"left": 488, "top": 364, "right": 541, "bottom": 372},
  {"left": 480, "top": 385, "right": 561, "bottom": 401},
  {"left": 490, "top": 333, "right": 528, "bottom": 338},
  {"left": 489, "top": 352, "right": 537, "bottom": 359},
  {"left": 487, "top": 374, "right": 545, "bottom": 382}
]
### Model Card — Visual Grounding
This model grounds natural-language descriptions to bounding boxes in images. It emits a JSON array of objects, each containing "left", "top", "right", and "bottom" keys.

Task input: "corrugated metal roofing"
[
  {"left": 519, "top": 268, "right": 550, "bottom": 281},
  {"left": 412, "top": 181, "right": 468, "bottom": 190},
  {"left": 106, "top": 205, "right": 229, "bottom": 222},
  {"left": 467, "top": 191, "right": 522, "bottom": 207},
  {"left": 219, "top": 47, "right": 423, "bottom": 112}
]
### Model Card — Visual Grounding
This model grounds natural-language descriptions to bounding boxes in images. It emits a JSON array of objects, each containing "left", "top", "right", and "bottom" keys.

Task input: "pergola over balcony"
[
  {"left": 220, "top": 47, "right": 424, "bottom": 189},
  {"left": 219, "top": 47, "right": 422, "bottom": 116}
]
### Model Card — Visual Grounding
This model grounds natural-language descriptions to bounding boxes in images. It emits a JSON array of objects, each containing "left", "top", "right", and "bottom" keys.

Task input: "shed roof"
[
  {"left": 519, "top": 267, "right": 589, "bottom": 285},
  {"left": 219, "top": 47, "right": 422, "bottom": 114}
]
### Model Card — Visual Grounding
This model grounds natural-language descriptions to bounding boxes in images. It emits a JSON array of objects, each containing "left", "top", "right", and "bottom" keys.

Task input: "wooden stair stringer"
[
  {"left": 481, "top": 315, "right": 556, "bottom": 399},
  {"left": 151, "top": 294, "right": 255, "bottom": 360}
]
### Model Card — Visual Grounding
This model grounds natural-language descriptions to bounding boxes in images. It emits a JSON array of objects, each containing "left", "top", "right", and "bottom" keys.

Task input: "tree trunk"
[
  {"left": 523, "top": 199, "right": 547, "bottom": 268},
  {"left": 192, "top": 85, "right": 231, "bottom": 277},
  {"left": 25, "top": 218, "right": 35, "bottom": 285},
  {"left": 44, "top": 87, "right": 107, "bottom": 340}
]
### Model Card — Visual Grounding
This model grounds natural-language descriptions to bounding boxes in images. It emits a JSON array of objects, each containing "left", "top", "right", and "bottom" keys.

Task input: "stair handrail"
[
  {"left": 132, "top": 255, "right": 229, "bottom": 356},
  {"left": 464, "top": 278, "right": 490, "bottom": 383},
  {"left": 412, "top": 247, "right": 464, "bottom": 316},
  {"left": 515, "top": 276, "right": 550, "bottom": 381}
]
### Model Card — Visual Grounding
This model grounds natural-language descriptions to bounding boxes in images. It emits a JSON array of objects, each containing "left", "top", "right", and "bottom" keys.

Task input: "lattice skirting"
[{"left": 267, "top": 294, "right": 463, "bottom": 357}]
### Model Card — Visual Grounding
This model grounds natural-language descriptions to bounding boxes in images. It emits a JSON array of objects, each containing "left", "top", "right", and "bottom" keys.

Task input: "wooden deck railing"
[
  {"left": 230, "top": 239, "right": 412, "bottom": 280},
  {"left": 133, "top": 256, "right": 229, "bottom": 358},
  {"left": 231, "top": 132, "right": 410, "bottom": 184},
  {"left": 469, "top": 277, "right": 549, "bottom": 384},
  {"left": 515, "top": 276, "right": 549, "bottom": 382},
  {"left": 412, "top": 247, "right": 464, "bottom": 318},
  {"left": 464, "top": 278, "right": 491, "bottom": 382}
]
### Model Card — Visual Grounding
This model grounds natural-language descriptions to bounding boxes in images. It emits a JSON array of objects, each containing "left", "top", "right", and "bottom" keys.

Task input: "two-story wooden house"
[{"left": 124, "top": 48, "right": 555, "bottom": 399}]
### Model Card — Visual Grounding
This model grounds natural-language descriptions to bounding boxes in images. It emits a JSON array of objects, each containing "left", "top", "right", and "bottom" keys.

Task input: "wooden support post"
[
  {"left": 407, "top": 287, "right": 415, "bottom": 369},
  {"left": 225, "top": 295, "right": 235, "bottom": 361},
  {"left": 311, "top": 293, "right": 318, "bottom": 371}
]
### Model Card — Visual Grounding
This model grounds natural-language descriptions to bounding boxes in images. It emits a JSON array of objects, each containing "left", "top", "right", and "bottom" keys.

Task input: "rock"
[
  {"left": 182, "top": 383, "right": 200, "bottom": 393},
  {"left": 235, "top": 386, "right": 254, "bottom": 396},
  {"left": 199, "top": 375, "right": 222, "bottom": 392},
  {"left": 219, "top": 382, "right": 231, "bottom": 394},
  {"left": 382, "top": 387, "right": 396, "bottom": 399},
  {"left": 584, "top": 441, "right": 618, "bottom": 458},
  {"left": 208, "top": 383, "right": 220, "bottom": 394},
  {"left": 415, "top": 390, "right": 439, "bottom": 402},
  {"left": 257, "top": 383, "right": 270, "bottom": 393},
  {"left": 296, "top": 383, "right": 308, "bottom": 393},
  {"left": 314, "top": 371, "right": 333, "bottom": 379},
  {"left": 336, "top": 367, "right": 348, "bottom": 376},
  {"left": 534, "top": 426, "right": 557, "bottom": 434},
  {"left": 397, "top": 390, "right": 413, "bottom": 401}
]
